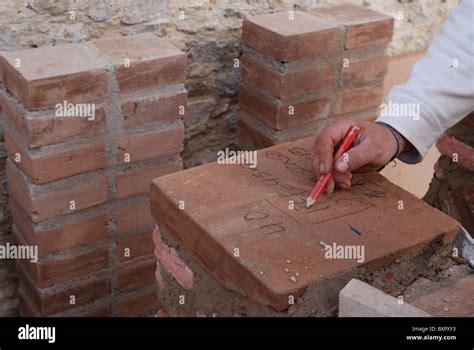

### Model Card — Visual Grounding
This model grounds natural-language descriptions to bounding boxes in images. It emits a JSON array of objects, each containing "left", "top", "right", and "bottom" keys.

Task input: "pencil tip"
[{"left": 305, "top": 197, "right": 315, "bottom": 208}]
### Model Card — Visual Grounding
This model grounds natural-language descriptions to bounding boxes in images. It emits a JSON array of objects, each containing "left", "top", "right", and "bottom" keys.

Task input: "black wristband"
[{"left": 374, "top": 121, "right": 402, "bottom": 162}]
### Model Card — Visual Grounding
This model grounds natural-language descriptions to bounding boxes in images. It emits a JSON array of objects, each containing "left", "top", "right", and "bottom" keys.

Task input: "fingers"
[
  {"left": 334, "top": 172, "right": 352, "bottom": 189},
  {"left": 334, "top": 140, "right": 381, "bottom": 174},
  {"left": 312, "top": 119, "right": 354, "bottom": 176}
]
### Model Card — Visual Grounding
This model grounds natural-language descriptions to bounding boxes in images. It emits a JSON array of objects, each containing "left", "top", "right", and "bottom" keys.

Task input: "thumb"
[{"left": 334, "top": 141, "right": 380, "bottom": 173}]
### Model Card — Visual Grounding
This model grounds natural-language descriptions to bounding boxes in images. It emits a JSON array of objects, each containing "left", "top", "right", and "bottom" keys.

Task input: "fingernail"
[
  {"left": 336, "top": 160, "right": 348, "bottom": 172},
  {"left": 319, "top": 163, "right": 325, "bottom": 174},
  {"left": 325, "top": 181, "right": 334, "bottom": 194}
]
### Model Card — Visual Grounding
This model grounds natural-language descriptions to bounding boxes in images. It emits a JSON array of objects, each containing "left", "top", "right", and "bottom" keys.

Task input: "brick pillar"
[
  {"left": 237, "top": 5, "right": 393, "bottom": 149},
  {"left": 424, "top": 113, "right": 474, "bottom": 235},
  {"left": 0, "top": 33, "right": 187, "bottom": 317}
]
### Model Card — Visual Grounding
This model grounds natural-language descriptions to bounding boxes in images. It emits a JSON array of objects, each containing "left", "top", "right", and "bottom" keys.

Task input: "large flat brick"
[
  {"left": 7, "top": 162, "right": 108, "bottom": 223},
  {"left": 239, "top": 83, "right": 330, "bottom": 130},
  {"left": 242, "top": 11, "right": 339, "bottom": 62},
  {"left": 0, "top": 44, "right": 107, "bottom": 110},
  {"left": 116, "top": 122, "right": 184, "bottom": 164},
  {"left": 241, "top": 53, "right": 334, "bottom": 99},
  {"left": 311, "top": 4, "right": 394, "bottom": 49},
  {"left": 6, "top": 133, "right": 106, "bottom": 183},
  {"left": 92, "top": 33, "right": 186, "bottom": 92},
  {"left": 150, "top": 137, "right": 459, "bottom": 311},
  {"left": 10, "top": 198, "right": 108, "bottom": 256},
  {"left": 0, "top": 90, "right": 107, "bottom": 148},
  {"left": 116, "top": 201, "right": 155, "bottom": 234},
  {"left": 116, "top": 159, "right": 182, "bottom": 199},
  {"left": 336, "top": 84, "right": 384, "bottom": 115}
]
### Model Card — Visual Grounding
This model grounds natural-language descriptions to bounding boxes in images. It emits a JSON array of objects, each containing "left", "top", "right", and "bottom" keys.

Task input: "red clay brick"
[
  {"left": 116, "top": 123, "right": 184, "bottom": 164},
  {"left": 92, "top": 33, "right": 186, "bottom": 92},
  {"left": 336, "top": 84, "right": 384, "bottom": 115},
  {"left": 242, "top": 11, "right": 339, "bottom": 61},
  {"left": 17, "top": 266, "right": 110, "bottom": 316},
  {"left": 116, "top": 231, "right": 154, "bottom": 262},
  {"left": 7, "top": 163, "right": 108, "bottom": 223},
  {"left": 342, "top": 56, "right": 389, "bottom": 87},
  {"left": 0, "top": 91, "right": 107, "bottom": 148},
  {"left": 10, "top": 198, "right": 108, "bottom": 256},
  {"left": 122, "top": 89, "right": 187, "bottom": 125},
  {"left": 150, "top": 137, "right": 459, "bottom": 311},
  {"left": 18, "top": 245, "right": 109, "bottom": 288},
  {"left": 116, "top": 202, "right": 155, "bottom": 234},
  {"left": 0, "top": 44, "right": 107, "bottom": 110},
  {"left": 311, "top": 4, "right": 394, "bottom": 49},
  {"left": 117, "top": 289, "right": 161, "bottom": 317},
  {"left": 117, "top": 259, "right": 156, "bottom": 292},
  {"left": 6, "top": 133, "right": 106, "bottom": 183},
  {"left": 436, "top": 134, "right": 474, "bottom": 171},
  {"left": 116, "top": 159, "right": 183, "bottom": 199},
  {"left": 236, "top": 117, "right": 276, "bottom": 149},
  {"left": 239, "top": 84, "right": 330, "bottom": 130},
  {"left": 77, "top": 305, "right": 112, "bottom": 317},
  {"left": 241, "top": 53, "right": 334, "bottom": 99}
]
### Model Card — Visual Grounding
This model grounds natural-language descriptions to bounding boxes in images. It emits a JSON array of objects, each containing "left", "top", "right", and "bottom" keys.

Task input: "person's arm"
[{"left": 376, "top": 0, "right": 474, "bottom": 164}]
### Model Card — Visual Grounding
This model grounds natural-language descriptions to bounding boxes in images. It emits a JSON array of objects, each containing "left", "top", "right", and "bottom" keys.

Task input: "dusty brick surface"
[{"left": 151, "top": 137, "right": 459, "bottom": 312}]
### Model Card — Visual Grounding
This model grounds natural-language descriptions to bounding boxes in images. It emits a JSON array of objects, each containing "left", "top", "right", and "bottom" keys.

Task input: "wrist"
[{"left": 374, "top": 121, "right": 402, "bottom": 161}]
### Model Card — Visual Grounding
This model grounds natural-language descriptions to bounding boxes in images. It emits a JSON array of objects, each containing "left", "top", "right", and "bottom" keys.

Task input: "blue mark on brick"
[{"left": 347, "top": 224, "right": 363, "bottom": 237}]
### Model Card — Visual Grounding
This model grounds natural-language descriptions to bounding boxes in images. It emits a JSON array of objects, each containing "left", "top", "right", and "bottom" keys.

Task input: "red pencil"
[{"left": 305, "top": 126, "right": 360, "bottom": 208}]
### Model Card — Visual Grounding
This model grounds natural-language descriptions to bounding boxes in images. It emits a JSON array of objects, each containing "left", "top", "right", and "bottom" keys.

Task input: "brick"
[
  {"left": 17, "top": 245, "right": 109, "bottom": 288},
  {"left": 6, "top": 133, "right": 106, "bottom": 183},
  {"left": 7, "top": 162, "right": 108, "bottom": 223},
  {"left": 336, "top": 84, "right": 384, "bottom": 115},
  {"left": 92, "top": 33, "right": 186, "bottom": 92},
  {"left": 239, "top": 83, "right": 330, "bottom": 130},
  {"left": 11, "top": 198, "right": 108, "bottom": 256},
  {"left": 242, "top": 11, "right": 339, "bottom": 62},
  {"left": 117, "top": 123, "right": 184, "bottom": 164},
  {"left": 411, "top": 275, "right": 474, "bottom": 317},
  {"left": 117, "top": 231, "right": 154, "bottom": 262},
  {"left": 0, "top": 44, "right": 107, "bottom": 110},
  {"left": 116, "top": 202, "right": 155, "bottom": 234},
  {"left": 342, "top": 56, "right": 389, "bottom": 88},
  {"left": 116, "top": 159, "right": 183, "bottom": 199},
  {"left": 436, "top": 134, "right": 474, "bottom": 171},
  {"left": 117, "top": 259, "right": 156, "bottom": 292},
  {"left": 150, "top": 137, "right": 459, "bottom": 311},
  {"left": 122, "top": 89, "right": 187, "bottom": 125},
  {"left": 0, "top": 91, "right": 107, "bottom": 148},
  {"left": 241, "top": 53, "right": 334, "bottom": 99},
  {"left": 311, "top": 4, "right": 394, "bottom": 49},
  {"left": 17, "top": 265, "right": 110, "bottom": 316},
  {"left": 77, "top": 305, "right": 112, "bottom": 317},
  {"left": 117, "top": 289, "right": 161, "bottom": 317},
  {"left": 339, "top": 279, "right": 431, "bottom": 317}
]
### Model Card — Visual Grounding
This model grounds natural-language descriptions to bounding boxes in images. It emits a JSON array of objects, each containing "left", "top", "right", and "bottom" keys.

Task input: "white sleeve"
[{"left": 376, "top": 0, "right": 474, "bottom": 164}]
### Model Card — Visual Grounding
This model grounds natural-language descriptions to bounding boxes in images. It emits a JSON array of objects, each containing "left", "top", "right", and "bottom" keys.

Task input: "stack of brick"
[
  {"left": 424, "top": 112, "right": 474, "bottom": 235},
  {"left": 237, "top": 5, "right": 393, "bottom": 149},
  {"left": 0, "top": 33, "right": 187, "bottom": 316}
]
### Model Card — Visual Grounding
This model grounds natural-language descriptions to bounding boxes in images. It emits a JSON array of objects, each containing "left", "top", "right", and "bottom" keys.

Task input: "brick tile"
[
  {"left": 18, "top": 245, "right": 109, "bottom": 288},
  {"left": 239, "top": 83, "right": 330, "bottom": 130},
  {"left": 117, "top": 259, "right": 156, "bottom": 292},
  {"left": 116, "top": 122, "right": 184, "bottom": 164},
  {"left": 11, "top": 198, "right": 108, "bottom": 256},
  {"left": 6, "top": 133, "right": 106, "bottom": 183},
  {"left": 342, "top": 56, "right": 389, "bottom": 88},
  {"left": 242, "top": 11, "right": 339, "bottom": 61},
  {"left": 311, "top": 4, "right": 394, "bottom": 49},
  {"left": 7, "top": 163, "right": 108, "bottom": 223},
  {"left": 0, "top": 91, "right": 107, "bottom": 148},
  {"left": 336, "top": 84, "right": 384, "bottom": 115},
  {"left": 241, "top": 53, "right": 334, "bottom": 99},
  {"left": 150, "top": 137, "right": 459, "bottom": 311},
  {"left": 116, "top": 201, "right": 155, "bottom": 234},
  {"left": 122, "top": 89, "right": 187, "bottom": 125},
  {"left": 116, "top": 231, "right": 154, "bottom": 262},
  {"left": 117, "top": 289, "right": 160, "bottom": 317},
  {"left": 436, "top": 134, "right": 474, "bottom": 171},
  {"left": 0, "top": 44, "right": 107, "bottom": 110},
  {"left": 92, "top": 33, "right": 186, "bottom": 92},
  {"left": 116, "top": 159, "right": 182, "bottom": 199}
]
